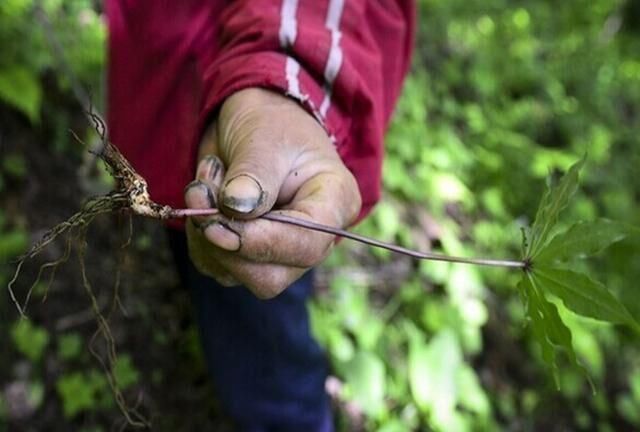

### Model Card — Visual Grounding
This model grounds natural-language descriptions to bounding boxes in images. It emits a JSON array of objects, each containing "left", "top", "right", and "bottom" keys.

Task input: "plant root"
[
  {"left": 7, "top": 192, "right": 128, "bottom": 316},
  {"left": 8, "top": 111, "right": 171, "bottom": 317},
  {"left": 6, "top": 112, "right": 160, "bottom": 428},
  {"left": 76, "top": 228, "right": 150, "bottom": 429}
]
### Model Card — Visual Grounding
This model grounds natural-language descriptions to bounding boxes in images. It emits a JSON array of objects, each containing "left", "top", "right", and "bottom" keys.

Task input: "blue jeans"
[{"left": 167, "top": 230, "right": 333, "bottom": 432}]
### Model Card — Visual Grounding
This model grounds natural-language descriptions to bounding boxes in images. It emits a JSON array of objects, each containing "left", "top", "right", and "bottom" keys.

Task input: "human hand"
[{"left": 184, "top": 88, "right": 361, "bottom": 298}]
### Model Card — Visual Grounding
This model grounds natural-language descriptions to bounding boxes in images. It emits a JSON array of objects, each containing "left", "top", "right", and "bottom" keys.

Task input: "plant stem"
[
  {"left": 169, "top": 208, "right": 220, "bottom": 218},
  {"left": 168, "top": 208, "right": 526, "bottom": 269}
]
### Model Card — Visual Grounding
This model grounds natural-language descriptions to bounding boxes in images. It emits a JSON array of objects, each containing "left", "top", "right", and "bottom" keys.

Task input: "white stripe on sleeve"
[
  {"left": 319, "top": 0, "right": 345, "bottom": 118},
  {"left": 285, "top": 56, "right": 304, "bottom": 100},
  {"left": 279, "top": 0, "right": 299, "bottom": 49}
]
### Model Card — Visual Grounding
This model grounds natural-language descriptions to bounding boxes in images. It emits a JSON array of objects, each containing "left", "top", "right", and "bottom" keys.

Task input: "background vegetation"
[{"left": 1, "top": 0, "right": 639, "bottom": 430}]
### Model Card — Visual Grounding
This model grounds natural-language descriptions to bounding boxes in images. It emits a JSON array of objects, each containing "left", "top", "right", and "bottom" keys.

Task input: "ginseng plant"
[
  {"left": 14, "top": 6, "right": 637, "bottom": 429},
  {"left": 7, "top": 111, "right": 640, "bottom": 427}
]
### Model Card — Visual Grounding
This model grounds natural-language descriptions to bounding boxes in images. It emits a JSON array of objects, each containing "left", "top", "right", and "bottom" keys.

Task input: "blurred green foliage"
[
  {"left": 0, "top": 0, "right": 108, "bottom": 426},
  {"left": 10, "top": 319, "right": 50, "bottom": 363},
  {"left": 313, "top": 0, "right": 640, "bottom": 430},
  {"left": 0, "top": 0, "right": 104, "bottom": 123},
  {"left": 55, "top": 354, "right": 139, "bottom": 418},
  {"left": 56, "top": 370, "right": 110, "bottom": 418}
]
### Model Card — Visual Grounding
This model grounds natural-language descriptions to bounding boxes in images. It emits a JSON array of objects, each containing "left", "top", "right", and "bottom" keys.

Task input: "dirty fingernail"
[
  {"left": 197, "top": 155, "right": 223, "bottom": 183},
  {"left": 222, "top": 175, "right": 263, "bottom": 214},
  {"left": 184, "top": 180, "right": 216, "bottom": 208},
  {"left": 203, "top": 222, "right": 241, "bottom": 251}
]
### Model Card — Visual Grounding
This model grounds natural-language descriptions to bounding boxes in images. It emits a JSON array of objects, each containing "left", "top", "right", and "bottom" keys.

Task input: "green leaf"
[
  {"left": 56, "top": 372, "right": 97, "bottom": 418},
  {"left": 518, "top": 277, "right": 559, "bottom": 384},
  {"left": 343, "top": 351, "right": 386, "bottom": 416},
  {"left": 113, "top": 355, "right": 140, "bottom": 390},
  {"left": 11, "top": 319, "right": 50, "bottom": 363},
  {"left": 519, "top": 275, "right": 590, "bottom": 388},
  {"left": 0, "top": 66, "right": 42, "bottom": 123},
  {"left": 533, "top": 267, "right": 640, "bottom": 332},
  {"left": 536, "top": 220, "right": 636, "bottom": 264},
  {"left": 527, "top": 156, "right": 586, "bottom": 258},
  {"left": 57, "top": 333, "right": 83, "bottom": 361}
]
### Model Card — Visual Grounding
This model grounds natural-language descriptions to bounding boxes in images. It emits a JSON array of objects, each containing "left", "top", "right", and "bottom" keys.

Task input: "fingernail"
[
  {"left": 184, "top": 179, "right": 204, "bottom": 194},
  {"left": 222, "top": 175, "right": 263, "bottom": 214},
  {"left": 205, "top": 185, "right": 217, "bottom": 208},
  {"left": 197, "top": 155, "right": 222, "bottom": 183},
  {"left": 203, "top": 222, "right": 241, "bottom": 251},
  {"left": 184, "top": 180, "right": 216, "bottom": 208}
]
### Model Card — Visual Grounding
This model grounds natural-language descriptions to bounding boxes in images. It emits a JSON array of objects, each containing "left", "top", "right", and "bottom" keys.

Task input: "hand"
[{"left": 184, "top": 88, "right": 362, "bottom": 298}]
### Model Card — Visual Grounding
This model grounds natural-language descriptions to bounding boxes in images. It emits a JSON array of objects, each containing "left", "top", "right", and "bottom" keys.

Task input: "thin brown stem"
[{"left": 167, "top": 208, "right": 526, "bottom": 269}]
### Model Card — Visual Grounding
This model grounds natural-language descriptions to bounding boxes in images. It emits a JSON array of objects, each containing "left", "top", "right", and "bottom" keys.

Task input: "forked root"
[
  {"left": 7, "top": 192, "right": 129, "bottom": 316},
  {"left": 6, "top": 113, "right": 162, "bottom": 428},
  {"left": 8, "top": 111, "right": 174, "bottom": 315}
]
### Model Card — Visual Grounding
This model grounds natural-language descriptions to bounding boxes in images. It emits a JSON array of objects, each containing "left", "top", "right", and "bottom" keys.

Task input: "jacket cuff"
[{"left": 199, "top": 51, "right": 338, "bottom": 144}]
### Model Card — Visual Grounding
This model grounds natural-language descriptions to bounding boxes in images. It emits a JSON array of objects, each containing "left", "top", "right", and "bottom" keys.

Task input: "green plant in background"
[
  {"left": 616, "top": 368, "right": 640, "bottom": 426},
  {"left": 312, "top": 0, "right": 640, "bottom": 429},
  {"left": 0, "top": 1, "right": 112, "bottom": 426},
  {"left": 0, "top": 152, "right": 29, "bottom": 269},
  {"left": 0, "top": 0, "right": 105, "bottom": 124},
  {"left": 56, "top": 370, "right": 109, "bottom": 418},
  {"left": 57, "top": 333, "right": 83, "bottom": 361},
  {"left": 55, "top": 355, "right": 140, "bottom": 419},
  {"left": 314, "top": 158, "right": 639, "bottom": 430},
  {"left": 10, "top": 320, "right": 49, "bottom": 364}
]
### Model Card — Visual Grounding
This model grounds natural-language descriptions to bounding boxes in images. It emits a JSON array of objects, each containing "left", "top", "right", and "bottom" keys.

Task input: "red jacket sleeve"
[{"left": 107, "top": 0, "right": 415, "bottom": 221}]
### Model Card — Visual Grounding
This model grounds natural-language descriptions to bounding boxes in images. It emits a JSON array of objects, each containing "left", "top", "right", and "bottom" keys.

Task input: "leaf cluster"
[{"left": 520, "top": 157, "right": 640, "bottom": 387}]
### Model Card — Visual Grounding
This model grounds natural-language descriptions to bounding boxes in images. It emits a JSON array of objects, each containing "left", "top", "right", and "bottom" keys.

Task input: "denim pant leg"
[{"left": 167, "top": 230, "right": 333, "bottom": 432}]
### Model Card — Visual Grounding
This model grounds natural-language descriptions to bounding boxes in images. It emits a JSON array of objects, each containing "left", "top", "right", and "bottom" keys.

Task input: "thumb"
[
  {"left": 219, "top": 141, "right": 292, "bottom": 219},
  {"left": 216, "top": 88, "right": 315, "bottom": 219}
]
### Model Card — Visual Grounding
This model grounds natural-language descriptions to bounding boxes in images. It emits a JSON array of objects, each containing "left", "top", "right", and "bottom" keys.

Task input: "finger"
[
  {"left": 184, "top": 194, "right": 241, "bottom": 252},
  {"left": 192, "top": 243, "right": 308, "bottom": 298},
  {"left": 184, "top": 180, "right": 217, "bottom": 227},
  {"left": 186, "top": 220, "right": 240, "bottom": 287},
  {"left": 184, "top": 155, "right": 226, "bottom": 226},
  {"left": 204, "top": 170, "right": 361, "bottom": 267},
  {"left": 202, "top": 220, "right": 241, "bottom": 252},
  {"left": 216, "top": 92, "right": 301, "bottom": 218},
  {"left": 204, "top": 210, "right": 335, "bottom": 267},
  {"left": 198, "top": 120, "right": 220, "bottom": 159},
  {"left": 189, "top": 219, "right": 306, "bottom": 297},
  {"left": 229, "top": 261, "right": 308, "bottom": 299},
  {"left": 196, "top": 154, "right": 225, "bottom": 194},
  {"left": 186, "top": 159, "right": 244, "bottom": 252}
]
